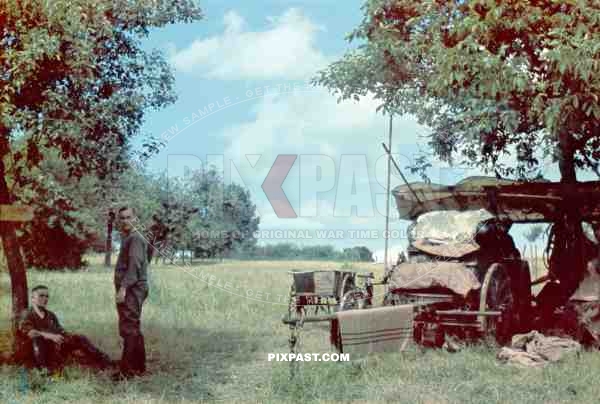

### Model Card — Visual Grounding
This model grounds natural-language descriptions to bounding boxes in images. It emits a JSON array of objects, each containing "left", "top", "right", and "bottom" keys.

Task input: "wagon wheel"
[
  {"left": 339, "top": 273, "right": 354, "bottom": 299},
  {"left": 479, "top": 264, "right": 516, "bottom": 344},
  {"left": 339, "top": 289, "right": 368, "bottom": 311},
  {"left": 383, "top": 291, "right": 395, "bottom": 306},
  {"left": 288, "top": 284, "right": 299, "bottom": 319}
]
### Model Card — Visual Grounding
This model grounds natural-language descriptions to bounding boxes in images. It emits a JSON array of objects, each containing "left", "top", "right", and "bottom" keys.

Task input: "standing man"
[{"left": 113, "top": 206, "right": 149, "bottom": 380}]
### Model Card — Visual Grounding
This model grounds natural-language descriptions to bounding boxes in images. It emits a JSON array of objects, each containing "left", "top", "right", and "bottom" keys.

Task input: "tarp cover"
[
  {"left": 409, "top": 209, "right": 493, "bottom": 244},
  {"left": 412, "top": 239, "right": 480, "bottom": 259},
  {"left": 393, "top": 176, "right": 600, "bottom": 222},
  {"left": 387, "top": 261, "right": 481, "bottom": 297}
]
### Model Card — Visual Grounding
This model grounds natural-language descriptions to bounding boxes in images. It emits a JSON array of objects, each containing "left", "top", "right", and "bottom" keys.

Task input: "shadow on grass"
[
  {"left": 140, "top": 322, "right": 259, "bottom": 400},
  {"left": 0, "top": 321, "right": 256, "bottom": 402}
]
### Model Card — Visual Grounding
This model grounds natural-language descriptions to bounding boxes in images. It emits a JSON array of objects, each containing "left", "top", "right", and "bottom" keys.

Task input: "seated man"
[{"left": 16, "top": 285, "right": 114, "bottom": 374}]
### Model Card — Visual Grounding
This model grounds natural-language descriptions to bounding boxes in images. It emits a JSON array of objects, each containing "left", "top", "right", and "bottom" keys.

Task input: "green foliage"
[
  {"left": 8, "top": 146, "right": 170, "bottom": 269},
  {"left": 0, "top": 1, "right": 202, "bottom": 270},
  {"left": 138, "top": 167, "right": 261, "bottom": 262},
  {"left": 18, "top": 213, "right": 92, "bottom": 269},
  {"left": 1, "top": 0, "right": 202, "bottom": 177},
  {"left": 340, "top": 245, "right": 374, "bottom": 262},
  {"left": 245, "top": 243, "right": 374, "bottom": 261},
  {"left": 314, "top": 0, "right": 600, "bottom": 181},
  {"left": 187, "top": 167, "right": 260, "bottom": 259},
  {"left": 9, "top": 148, "right": 103, "bottom": 269}
]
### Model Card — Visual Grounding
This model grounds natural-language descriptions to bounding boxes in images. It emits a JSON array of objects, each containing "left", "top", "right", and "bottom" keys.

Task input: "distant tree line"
[
  {"left": 9, "top": 146, "right": 374, "bottom": 268},
  {"left": 233, "top": 244, "right": 374, "bottom": 262},
  {"left": 11, "top": 155, "right": 260, "bottom": 269}
]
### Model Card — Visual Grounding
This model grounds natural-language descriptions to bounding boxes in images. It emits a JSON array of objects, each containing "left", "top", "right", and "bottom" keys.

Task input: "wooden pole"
[
  {"left": 384, "top": 114, "right": 393, "bottom": 273},
  {"left": 104, "top": 209, "right": 114, "bottom": 267}
]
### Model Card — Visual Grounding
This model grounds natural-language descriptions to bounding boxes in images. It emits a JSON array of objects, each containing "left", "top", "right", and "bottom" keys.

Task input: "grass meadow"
[{"left": 2, "top": 256, "right": 600, "bottom": 403}]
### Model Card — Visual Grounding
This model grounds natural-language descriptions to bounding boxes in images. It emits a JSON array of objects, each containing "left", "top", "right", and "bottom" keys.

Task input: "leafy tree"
[
  {"left": 150, "top": 197, "right": 199, "bottom": 264},
  {"left": 9, "top": 146, "right": 171, "bottom": 269},
  {"left": 13, "top": 149, "right": 103, "bottom": 269},
  {"left": 1, "top": 1, "right": 202, "bottom": 322},
  {"left": 314, "top": 0, "right": 600, "bottom": 300},
  {"left": 314, "top": 0, "right": 600, "bottom": 182},
  {"left": 340, "top": 246, "right": 374, "bottom": 262},
  {"left": 267, "top": 243, "right": 301, "bottom": 259},
  {"left": 188, "top": 167, "right": 260, "bottom": 259},
  {"left": 302, "top": 245, "right": 338, "bottom": 260},
  {"left": 243, "top": 243, "right": 373, "bottom": 261}
]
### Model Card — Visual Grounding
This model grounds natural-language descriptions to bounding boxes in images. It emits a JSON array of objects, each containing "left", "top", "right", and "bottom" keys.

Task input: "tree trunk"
[
  {"left": 0, "top": 128, "right": 28, "bottom": 331},
  {"left": 558, "top": 132, "right": 577, "bottom": 183},
  {"left": 104, "top": 209, "right": 114, "bottom": 267},
  {"left": 104, "top": 209, "right": 115, "bottom": 268},
  {"left": 548, "top": 131, "right": 583, "bottom": 302}
]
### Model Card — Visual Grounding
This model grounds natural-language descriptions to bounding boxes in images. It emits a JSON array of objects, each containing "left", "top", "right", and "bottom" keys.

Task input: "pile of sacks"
[{"left": 497, "top": 331, "right": 581, "bottom": 368}]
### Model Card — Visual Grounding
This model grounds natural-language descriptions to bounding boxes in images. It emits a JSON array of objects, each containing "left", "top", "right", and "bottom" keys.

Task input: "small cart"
[{"left": 287, "top": 270, "right": 374, "bottom": 319}]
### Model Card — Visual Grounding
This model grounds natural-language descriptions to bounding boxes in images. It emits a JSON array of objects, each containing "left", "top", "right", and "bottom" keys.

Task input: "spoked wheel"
[
  {"left": 287, "top": 285, "right": 297, "bottom": 319},
  {"left": 383, "top": 291, "right": 398, "bottom": 306},
  {"left": 339, "top": 289, "right": 368, "bottom": 311},
  {"left": 479, "top": 264, "right": 517, "bottom": 344}
]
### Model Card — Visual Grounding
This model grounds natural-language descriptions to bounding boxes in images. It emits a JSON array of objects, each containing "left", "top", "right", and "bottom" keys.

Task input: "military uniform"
[
  {"left": 17, "top": 307, "right": 112, "bottom": 373},
  {"left": 115, "top": 231, "right": 149, "bottom": 375}
]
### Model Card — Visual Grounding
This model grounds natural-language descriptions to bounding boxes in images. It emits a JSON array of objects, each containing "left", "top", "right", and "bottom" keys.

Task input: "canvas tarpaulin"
[
  {"left": 387, "top": 261, "right": 481, "bottom": 297},
  {"left": 409, "top": 209, "right": 493, "bottom": 245},
  {"left": 393, "top": 176, "right": 600, "bottom": 223}
]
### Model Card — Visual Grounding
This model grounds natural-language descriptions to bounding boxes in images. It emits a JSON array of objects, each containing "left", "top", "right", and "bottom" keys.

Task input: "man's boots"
[
  {"left": 132, "top": 334, "right": 146, "bottom": 374},
  {"left": 113, "top": 335, "right": 145, "bottom": 380},
  {"left": 127, "top": 335, "right": 146, "bottom": 374}
]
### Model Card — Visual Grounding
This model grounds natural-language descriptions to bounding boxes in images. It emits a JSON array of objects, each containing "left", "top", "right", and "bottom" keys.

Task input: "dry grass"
[{"left": 1, "top": 257, "right": 599, "bottom": 403}]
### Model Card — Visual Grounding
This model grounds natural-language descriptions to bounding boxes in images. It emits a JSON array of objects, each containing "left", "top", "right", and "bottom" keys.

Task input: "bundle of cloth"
[{"left": 497, "top": 331, "right": 581, "bottom": 368}]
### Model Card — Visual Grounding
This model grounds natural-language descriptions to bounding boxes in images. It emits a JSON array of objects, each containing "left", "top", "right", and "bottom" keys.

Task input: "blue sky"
[{"left": 138, "top": 1, "right": 563, "bottom": 258}]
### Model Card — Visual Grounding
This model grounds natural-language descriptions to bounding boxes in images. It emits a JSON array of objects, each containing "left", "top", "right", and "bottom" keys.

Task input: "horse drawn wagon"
[{"left": 283, "top": 176, "right": 600, "bottom": 354}]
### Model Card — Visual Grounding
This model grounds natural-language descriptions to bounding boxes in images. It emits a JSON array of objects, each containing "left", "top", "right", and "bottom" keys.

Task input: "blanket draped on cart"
[{"left": 331, "top": 305, "right": 414, "bottom": 355}]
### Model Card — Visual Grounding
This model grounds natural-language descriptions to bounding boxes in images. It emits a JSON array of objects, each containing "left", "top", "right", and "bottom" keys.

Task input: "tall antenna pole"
[{"left": 384, "top": 114, "right": 393, "bottom": 272}]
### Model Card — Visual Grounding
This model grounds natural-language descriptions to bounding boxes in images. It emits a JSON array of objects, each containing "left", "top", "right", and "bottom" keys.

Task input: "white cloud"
[
  {"left": 220, "top": 89, "right": 428, "bottom": 251},
  {"left": 171, "top": 9, "right": 328, "bottom": 80}
]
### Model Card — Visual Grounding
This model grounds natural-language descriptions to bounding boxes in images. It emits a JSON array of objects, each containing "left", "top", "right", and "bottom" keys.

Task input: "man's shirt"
[
  {"left": 115, "top": 231, "right": 148, "bottom": 290},
  {"left": 19, "top": 307, "right": 65, "bottom": 337}
]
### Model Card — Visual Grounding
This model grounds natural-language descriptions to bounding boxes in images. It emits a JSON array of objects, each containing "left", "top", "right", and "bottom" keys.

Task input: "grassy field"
[{"left": 1, "top": 257, "right": 599, "bottom": 403}]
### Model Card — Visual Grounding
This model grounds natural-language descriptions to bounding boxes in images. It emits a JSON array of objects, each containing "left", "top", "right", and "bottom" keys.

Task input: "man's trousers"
[
  {"left": 116, "top": 284, "right": 148, "bottom": 375},
  {"left": 31, "top": 334, "right": 112, "bottom": 373}
]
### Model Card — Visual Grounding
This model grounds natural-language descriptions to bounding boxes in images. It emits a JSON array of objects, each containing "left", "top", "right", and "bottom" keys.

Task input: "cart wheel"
[
  {"left": 339, "top": 290, "right": 368, "bottom": 311},
  {"left": 479, "top": 263, "right": 516, "bottom": 344},
  {"left": 288, "top": 284, "right": 298, "bottom": 319},
  {"left": 383, "top": 292, "right": 394, "bottom": 306}
]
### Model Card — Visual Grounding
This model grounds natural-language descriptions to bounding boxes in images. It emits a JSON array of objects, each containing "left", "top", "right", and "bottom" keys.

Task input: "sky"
[{"left": 138, "top": 0, "right": 567, "bottom": 257}]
